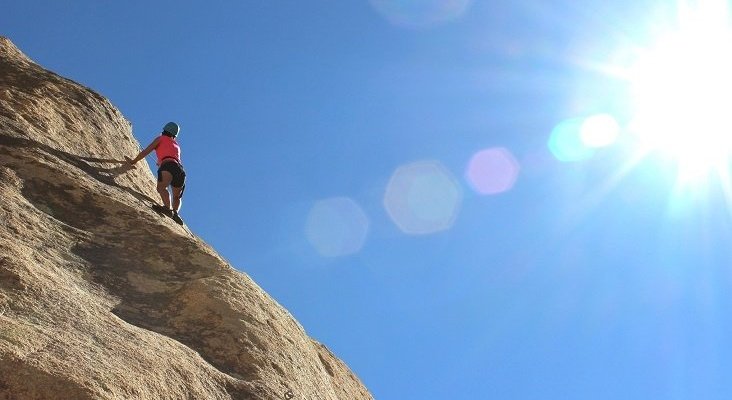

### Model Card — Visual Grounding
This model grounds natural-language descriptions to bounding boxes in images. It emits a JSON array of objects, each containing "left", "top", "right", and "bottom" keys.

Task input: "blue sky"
[{"left": 6, "top": 1, "right": 732, "bottom": 398}]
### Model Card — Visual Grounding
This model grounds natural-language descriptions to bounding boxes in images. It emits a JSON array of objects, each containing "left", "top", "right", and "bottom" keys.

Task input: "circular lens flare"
[
  {"left": 580, "top": 114, "right": 620, "bottom": 148},
  {"left": 549, "top": 118, "right": 595, "bottom": 162}
]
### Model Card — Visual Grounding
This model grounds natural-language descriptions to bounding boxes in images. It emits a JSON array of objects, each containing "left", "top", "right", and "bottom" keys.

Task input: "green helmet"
[{"left": 163, "top": 122, "right": 180, "bottom": 137}]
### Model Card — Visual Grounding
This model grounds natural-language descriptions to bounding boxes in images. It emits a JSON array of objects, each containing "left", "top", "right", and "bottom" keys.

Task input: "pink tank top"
[{"left": 155, "top": 135, "right": 181, "bottom": 166}]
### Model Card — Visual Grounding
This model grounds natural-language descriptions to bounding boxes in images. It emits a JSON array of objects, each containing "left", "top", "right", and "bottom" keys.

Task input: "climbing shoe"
[
  {"left": 152, "top": 204, "right": 173, "bottom": 217},
  {"left": 171, "top": 211, "right": 184, "bottom": 226}
]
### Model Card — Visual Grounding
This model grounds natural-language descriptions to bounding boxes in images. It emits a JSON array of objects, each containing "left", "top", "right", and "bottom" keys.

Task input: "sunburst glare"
[{"left": 627, "top": 0, "right": 732, "bottom": 184}]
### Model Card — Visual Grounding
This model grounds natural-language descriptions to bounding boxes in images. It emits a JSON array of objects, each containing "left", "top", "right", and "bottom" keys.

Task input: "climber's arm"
[{"left": 127, "top": 137, "right": 161, "bottom": 166}]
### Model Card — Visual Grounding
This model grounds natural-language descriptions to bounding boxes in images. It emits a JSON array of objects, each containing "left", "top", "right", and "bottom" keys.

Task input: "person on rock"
[{"left": 126, "top": 122, "right": 186, "bottom": 225}]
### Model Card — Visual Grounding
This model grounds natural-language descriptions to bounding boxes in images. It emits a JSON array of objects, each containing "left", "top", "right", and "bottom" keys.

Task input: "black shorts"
[{"left": 158, "top": 161, "right": 186, "bottom": 188}]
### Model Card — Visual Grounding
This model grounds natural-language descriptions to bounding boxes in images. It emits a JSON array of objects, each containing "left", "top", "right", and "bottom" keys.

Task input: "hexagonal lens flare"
[
  {"left": 465, "top": 147, "right": 520, "bottom": 195},
  {"left": 305, "top": 197, "right": 370, "bottom": 258},
  {"left": 384, "top": 160, "right": 462, "bottom": 235}
]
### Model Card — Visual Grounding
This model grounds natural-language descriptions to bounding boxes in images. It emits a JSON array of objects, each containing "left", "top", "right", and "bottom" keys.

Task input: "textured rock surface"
[{"left": 0, "top": 37, "right": 372, "bottom": 400}]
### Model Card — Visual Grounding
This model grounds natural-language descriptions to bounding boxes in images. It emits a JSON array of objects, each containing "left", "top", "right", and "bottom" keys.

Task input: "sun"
[{"left": 628, "top": 2, "right": 732, "bottom": 182}]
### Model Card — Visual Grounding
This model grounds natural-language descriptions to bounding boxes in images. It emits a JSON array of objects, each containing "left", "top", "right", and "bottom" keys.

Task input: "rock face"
[{"left": 0, "top": 37, "right": 372, "bottom": 400}]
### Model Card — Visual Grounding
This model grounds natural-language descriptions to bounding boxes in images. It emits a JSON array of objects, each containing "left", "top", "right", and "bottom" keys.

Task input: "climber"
[{"left": 126, "top": 122, "right": 186, "bottom": 225}]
